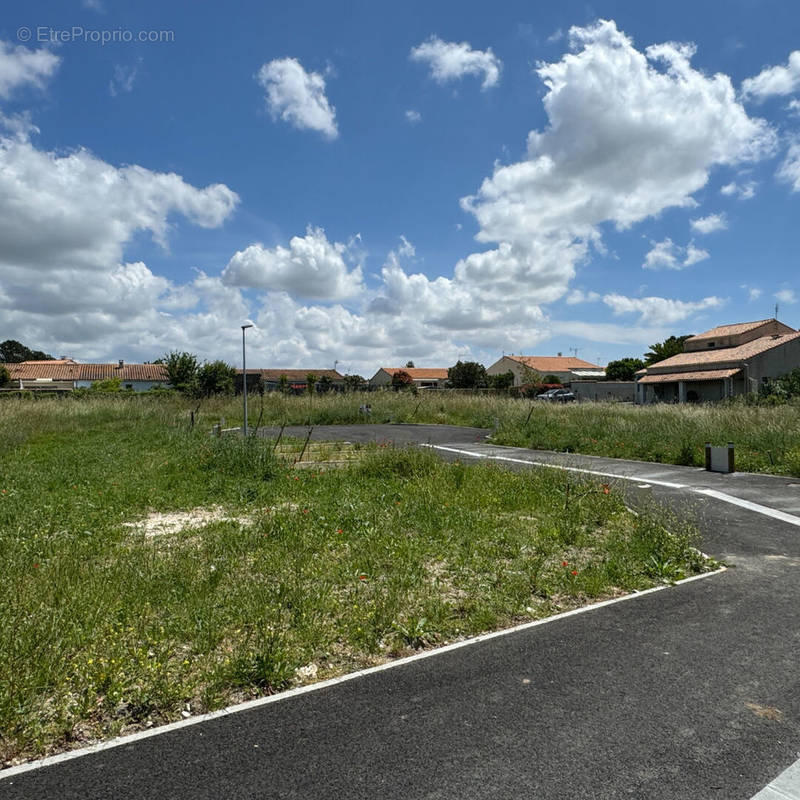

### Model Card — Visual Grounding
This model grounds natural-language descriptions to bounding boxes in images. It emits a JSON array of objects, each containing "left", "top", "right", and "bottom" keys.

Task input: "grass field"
[
  {"left": 0, "top": 396, "right": 714, "bottom": 764},
  {"left": 74, "top": 389, "right": 800, "bottom": 474}
]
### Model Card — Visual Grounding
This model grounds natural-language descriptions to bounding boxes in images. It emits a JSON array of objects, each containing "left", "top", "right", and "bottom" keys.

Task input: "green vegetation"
[
  {"left": 0, "top": 396, "right": 713, "bottom": 762},
  {"left": 605, "top": 358, "right": 645, "bottom": 381}
]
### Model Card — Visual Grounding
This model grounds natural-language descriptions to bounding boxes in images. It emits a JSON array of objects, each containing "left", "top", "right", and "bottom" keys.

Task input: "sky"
[{"left": 1, "top": 0, "right": 799, "bottom": 375}]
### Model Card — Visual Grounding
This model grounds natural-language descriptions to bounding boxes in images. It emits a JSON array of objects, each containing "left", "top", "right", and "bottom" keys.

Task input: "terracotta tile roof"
[
  {"left": 507, "top": 355, "right": 603, "bottom": 371},
  {"left": 644, "top": 332, "right": 800, "bottom": 373},
  {"left": 378, "top": 368, "right": 449, "bottom": 379},
  {"left": 238, "top": 369, "right": 344, "bottom": 382},
  {"left": 3, "top": 361, "right": 168, "bottom": 382},
  {"left": 686, "top": 319, "right": 776, "bottom": 342},
  {"left": 638, "top": 368, "right": 741, "bottom": 384},
  {"left": 4, "top": 362, "right": 83, "bottom": 380}
]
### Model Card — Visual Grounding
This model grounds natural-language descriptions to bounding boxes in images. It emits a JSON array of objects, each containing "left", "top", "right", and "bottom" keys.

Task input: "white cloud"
[
  {"left": 788, "top": 99, "right": 800, "bottom": 116},
  {"left": 547, "top": 29, "right": 565, "bottom": 45},
  {"left": 690, "top": 212, "right": 727, "bottom": 234},
  {"left": 109, "top": 63, "right": 139, "bottom": 97},
  {"left": 742, "top": 51, "right": 800, "bottom": 101},
  {"left": 410, "top": 36, "right": 502, "bottom": 90},
  {"left": 741, "top": 285, "right": 762, "bottom": 302},
  {"left": 720, "top": 180, "right": 756, "bottom": 199},
  {"left": 221, "top": 226, "right": 364, "bottom": 300},
  {"left": 256, "top": 57, "right": 338, "bottom": 139},
  {"left": 0, "top": 129, "right": 239, "bottom": 359},
  {"left": 0, "top": 41, "right": 60, "bottom": 99},
  {"left": 603, "top": 293, "right": 724, "bottom": 324},
  {"left": 775, "top": 288, "right": 797, "bottom": 304},
  {"left": 565, "top": 289, "right": 601, "bottom": 304},
  {"left": 405, "top": 109, "right": 422, "bottom": 124},
  {"left": 777, "top": 139, "right": 800, "bottom": 191},
  {"left": 460, "top": 19, "right": 772, "bottom": 312},
  {"left": 643, "top": 238, "right": 709, "bottom": 270}
]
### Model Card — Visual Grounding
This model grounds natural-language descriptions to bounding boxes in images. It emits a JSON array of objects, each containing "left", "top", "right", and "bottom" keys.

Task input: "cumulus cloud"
[
  {"left": 0, "top": 129, "right": 239, "bottom": 359},
  {"left": 778, "top": 139, "right": 800, "bottom": 191},
  {"left": 690, "top": 212, "right": 727, "bottom": 234},
  {"left": 643, "top": 238, "right": 709, "bottom": 270},
  {"left": 720, "top": 180, "right": 756, "bottom": 199},
  {"left": 603, "top": 293, "right": 723, "bottom": 324},
  {"left": 221, "top": 226, "right": 364, "bottom": 300},
  {"left": 0, "top": 41, "right": 60, "bottom": 99},
  {"left": 742, "top": 51, "right": 800, "bottom": 101},
  {"left": 410, "top": 36, "right": 502, "bottom": 90},
  {"left": 775, "top": 288, "right": 797, "bottom": 304},
  {"left": 405, "top": 109, "right": 422, "bottom": 124},
  {"left": 741, "top": 285, "right": 762, "bottom": 302},
  {"left": 256, "top": 57, "right": 338, "bottom": 139},
  {"left": 459, "top": 19, "right": 772, "bottom": 314}
]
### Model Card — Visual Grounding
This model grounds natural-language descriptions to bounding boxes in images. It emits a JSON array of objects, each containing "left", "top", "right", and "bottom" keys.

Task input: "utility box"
[{"left": 705, "top": 442, "right": 735, "bottom": 473}]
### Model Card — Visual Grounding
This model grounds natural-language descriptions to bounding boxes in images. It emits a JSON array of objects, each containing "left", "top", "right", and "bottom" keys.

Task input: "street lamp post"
[{"left": 241, "top": 324, "right": 253, "bottom": 436}]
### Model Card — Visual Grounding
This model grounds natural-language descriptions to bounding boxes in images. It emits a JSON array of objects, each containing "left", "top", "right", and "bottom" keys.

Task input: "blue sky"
[{"left": 1, "top": 0, "right": 799, "bottom": 374}]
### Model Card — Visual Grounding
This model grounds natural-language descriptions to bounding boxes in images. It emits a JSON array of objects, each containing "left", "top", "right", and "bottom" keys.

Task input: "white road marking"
[
  {"left": 751, "top": 757, "right": 800, "bottom": 799},
  {"left": 424, "top": 444, "right": 688, "bottom": 489},
  {"left": 424, "top": 445, "right": 800, "bottom": 529},
  {"left": 0, "top": 567, "right": 725, "bottom": 781},
  {"left": 694, "top": 488, "right": 800, "bottom": 528}
]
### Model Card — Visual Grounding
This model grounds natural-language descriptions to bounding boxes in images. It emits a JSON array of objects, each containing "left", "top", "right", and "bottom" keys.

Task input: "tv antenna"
[{"left": 569, "top": 346, "right": 581, "bottom": 359}]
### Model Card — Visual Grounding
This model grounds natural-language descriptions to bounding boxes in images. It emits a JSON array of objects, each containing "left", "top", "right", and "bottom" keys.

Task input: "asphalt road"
[{"left": 3, "top": 428, "right": 799, "bottom": 799}]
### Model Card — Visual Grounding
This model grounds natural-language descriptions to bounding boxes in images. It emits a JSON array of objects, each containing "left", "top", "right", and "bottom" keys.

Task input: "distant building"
[
  {"left": 486, "top": 355, "right": 605, "bottom": 386},
  {"left": 235, "top": 369, "right": 344, "bottom": 393},
  {"left": 635, "top": 318, "right": 800, "bottom": 404},
  {"left": 0, "top": 359, "right": 169, "bottom": 392},
  {"left": 369, "top": 367, "right": 449, "bottom": 389}
]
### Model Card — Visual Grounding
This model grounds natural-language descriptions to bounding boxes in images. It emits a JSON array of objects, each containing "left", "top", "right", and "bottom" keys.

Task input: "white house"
[
  {"left": 369, "top": 367, "right": 449, "bottom": 389},
  {"left": 486, "top": 355, "right": 605, "bottom": 386}
]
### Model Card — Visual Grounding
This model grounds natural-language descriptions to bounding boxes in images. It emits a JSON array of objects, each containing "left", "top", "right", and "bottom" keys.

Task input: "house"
[
  {"left": 369, "top": 367, "right": 449, "bottom": 389},
  {"left": 0, "top": 359, "right": 170, "bottom": 392},
  {"left": 635, "top": 318, "right": 800, "bottom": 404},
  {"left": 236, "top": 369, "right": 344, "bottom": 393},
  {"left": 486, "top": 355, "right": 605, "bottom": 386}
]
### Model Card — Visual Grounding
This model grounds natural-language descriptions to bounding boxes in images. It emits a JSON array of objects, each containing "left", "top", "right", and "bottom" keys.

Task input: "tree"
[
  {"left": 277, "top": 374, "right": 289, "bottom": 393},
  {"left": 542, "top": 374, "right": 562, "bottom": 385},
  {"left": 405, "top": 361, "right": 416, "bottom": 368},
  {"left": 605, "top": 358, "right": 645, "bottom": 381},
  {"left": 89, "top": 376, "right": 123, "bottom": 392},
  {"left": 162, "top": 351, "right": 199, "bottom": 395},
  {"left": 761, "top": 368, "right": 800, "bottom": 401},
  {"left": 644, "top": 335, "right": 691, "bottom": 366},
  {"left": 306, "top": 373, "right": 318, "bottom": 395},
  {"left": 447, "top": 361, "right": 487, "bottom": 389},
  {"left": 197, "top": 360, "right": 236, "bottom": 396},
  {"left": 343, "top": 374, "right": 366, "bottom": 392},
  {"left": 519, "top": 364, "right": 543, "bottom": 386},
  {"left": 316, "top": 374, "right": 334, "bottom": 393},
  {"left": 391, "top": 370, "right": 413, "bottom": 391},
  {"left": 0, "top": 365, "right": 10, "bottom": 387},
  {"left": 488, "top": 370, "right": 514, "bottom": 391},
  {"left": 0, "top": 340, "right": 54, "bottom": 362}
]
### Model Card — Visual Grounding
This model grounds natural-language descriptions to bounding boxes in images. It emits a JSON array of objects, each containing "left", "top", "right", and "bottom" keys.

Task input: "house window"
[
  {"left": 707, "top": 342, "right": 715, "bottom": 348},
  {"left": 125, "top": 384, "right": 133, "bottom": 390}
]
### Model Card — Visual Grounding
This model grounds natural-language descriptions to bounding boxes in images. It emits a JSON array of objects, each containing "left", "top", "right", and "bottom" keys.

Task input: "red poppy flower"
[
  {"left": 571, "top": 570, "right": 578, "bottom": 576},
  {"left": 562, "top": 561, "right": 568, "bottom": 567}
]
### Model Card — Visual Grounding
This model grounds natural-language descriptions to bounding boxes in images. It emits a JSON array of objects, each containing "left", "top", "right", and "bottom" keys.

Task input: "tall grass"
[{"left": 0, "top": 396, "right": 712, "bottom": 762}]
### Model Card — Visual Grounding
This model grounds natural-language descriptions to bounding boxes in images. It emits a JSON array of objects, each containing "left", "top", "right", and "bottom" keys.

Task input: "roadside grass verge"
[{"left": 0, "top": 398, "right": 714, "bottom": 764}]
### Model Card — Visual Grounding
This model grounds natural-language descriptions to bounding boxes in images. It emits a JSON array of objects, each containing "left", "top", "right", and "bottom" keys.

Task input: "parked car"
[{"left": 537, "top": 388, "right": 575, "bottom": 402}]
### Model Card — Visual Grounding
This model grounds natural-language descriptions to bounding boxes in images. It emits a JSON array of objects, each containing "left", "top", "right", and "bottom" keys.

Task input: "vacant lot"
[
  {"left": 86, "top": 390, "right": 800, "bottom": 474},
  {"left": 0, "top": 397, "right": 713, "bottom": 764}
]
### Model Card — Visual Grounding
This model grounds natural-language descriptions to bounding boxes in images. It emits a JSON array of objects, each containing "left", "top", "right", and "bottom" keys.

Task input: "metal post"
[{"left": 242, "top": 323, "right": 253, "bottom": 436}]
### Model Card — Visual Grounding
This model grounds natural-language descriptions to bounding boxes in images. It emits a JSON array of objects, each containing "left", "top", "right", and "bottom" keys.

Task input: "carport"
[{"left": 637, "top": 367, "right": 741, "bottom": 403}]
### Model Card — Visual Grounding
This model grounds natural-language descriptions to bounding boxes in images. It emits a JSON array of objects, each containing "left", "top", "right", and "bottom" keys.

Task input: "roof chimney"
[{"left": 118, "top": 359, "right": 124, "bottom": 369}]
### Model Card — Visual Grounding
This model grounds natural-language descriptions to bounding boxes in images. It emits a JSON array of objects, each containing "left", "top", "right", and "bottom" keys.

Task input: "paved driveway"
[{"left": 3, "top": 432, "right": 799, "bottom": 799}]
